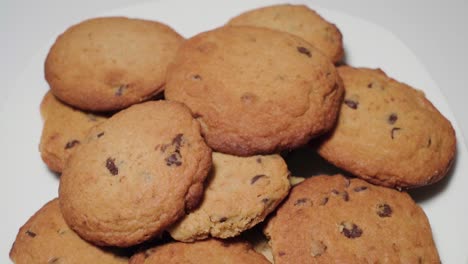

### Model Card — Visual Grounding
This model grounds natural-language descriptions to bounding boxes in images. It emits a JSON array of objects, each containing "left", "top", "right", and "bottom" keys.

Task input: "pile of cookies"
[{"left": 10, "top": 4, "right": 455, "bottom": 264}]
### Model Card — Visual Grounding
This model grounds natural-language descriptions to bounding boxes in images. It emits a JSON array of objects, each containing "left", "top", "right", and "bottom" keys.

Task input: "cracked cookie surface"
[
  {"left": 264, "top": 174, "right": 440, "bottom": 263},
  {"left": 39, "top": 91, "right": 108, "bottom": 173},
  {"left": 165, "top": 26, "right": 343, "bottom": 156},
  {"left": 10, "top": 199, "right": 128, "bottom": 264},
  {"left": 318, "top": 66, "right": 456, "bottom": 188},
  {"left": 59, "top": 101, "right": 212, "bottom": 247},
  {"left": 227, "top": 4, "right": 344, "bottom": 63},
  {"left": 45, "top": 17, "right": 184, "bottom": 111},
  {"left": 129, "top": 238, "right": 270, "bottom": 264},
  {"left": 169, "top": 152, "right": 290, "bottom": 241}
]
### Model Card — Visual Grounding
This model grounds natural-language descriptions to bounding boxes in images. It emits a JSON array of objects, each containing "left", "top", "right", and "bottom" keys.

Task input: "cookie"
[
  {"left": 59, "top": 101, "right": 212, "bottom": 247},
  {"left": 264, "top": 174, "right": 440, "bottom": 263},
  {"left": 169, "top": 152, "right": 290, "bottom": 241},
  {"left": 318, "top": 66, "right": 456, "bottom": 188},
  {"left": 39, "top": 91, "right": 108, "bottom": 172},
  {"left": 10, "top": 198, "right": 128, "bottom": 264},
  {"left": 165, "top": 26, "right": 344, "bottom": 156},
  {"left": 129, "top": 239, "right": 271, "bottom": 264},
  {"left": 45, "top": 17, "right": 184, "bottom": 111},
  {"left": 227, "top": 4, "right": 344, "bottom": 63}
]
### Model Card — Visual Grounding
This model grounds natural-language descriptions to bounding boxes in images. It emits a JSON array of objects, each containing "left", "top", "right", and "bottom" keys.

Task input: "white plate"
[{"left": 2, "top": 0, "right": 467, "bottom": 263}]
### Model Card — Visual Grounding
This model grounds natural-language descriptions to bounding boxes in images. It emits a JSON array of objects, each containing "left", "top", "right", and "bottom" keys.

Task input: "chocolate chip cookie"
[
  {"left": 59, "top": 101, "right": 212, "bottom": 247},
  {"left": 227, "top": 4, "right": 344, "bottom": 63},
  {"left": 129, "top": 239, "right": 271, "bottom": 264},
  {"left": 45, "top": 17, "right": 184, "bottom": 111},
  {"left": 169, "top": 152, "right": 290, "bottom": 241},
  {"left": 39, "top": 91, "right": 108, "bottom": 172},
  {"left": 165, "top": 26, "right": 343, "bottom": 156},
  {"left": 318, "top": 66, "right": 456, "bottom": 188},
  {"left": 10, "top": 199, "right": 128, "bottom": 264},
  {"left": 264, "top": 174, "right": 440, "bottom": 263}
]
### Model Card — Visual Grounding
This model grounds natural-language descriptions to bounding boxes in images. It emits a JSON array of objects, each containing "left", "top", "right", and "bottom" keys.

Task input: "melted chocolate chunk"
[
  {"left": 165, "top": 153, "right": 182, "bottom": 167},
  {"left": 64, "top": 140, "right": 80, "bottom": 149},
  {"left": 251, "top": 174, "right": 266, "bottom": 185},
  {"left": 388, "top": 113, "right": 398, "bottom": 124},
  {"left": 106, "top": 158, "right": 118, "bottom": 175},
  {"left": 391, "top": 127, "right": 401, "bottom": 139},
  {"left": 26, "top": 230, "right": 36, "bottom": 238},
  {"left": 344, "top": 99, "right": 358, "bottom": 109},
  {"left": 353, "top": 186, "right": 368, "bottom": 192},
  {"left": 377, "top": 203, "right": 393, "bottom": 217},
  {"left": 340, "top": 222, "right": 363, "bottom": 239},
  {"left": 297, "top": 46, "right": 311, "bottom": 57}
]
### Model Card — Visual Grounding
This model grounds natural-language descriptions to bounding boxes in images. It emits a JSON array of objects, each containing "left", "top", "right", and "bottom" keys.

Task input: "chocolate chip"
[
  {"left": 64, "top": 140, "right": 80, "bottom": 149},
  {"left": 353, "top": 186, "right": 368, "bottom": 192},
  {"left": 344, "top": 99, "right": 358, "bottom": 109},
  {"left": 261, "top": 198, "right": 270, "bottom": 204},
  {"left": 340, "top": 222, "right": 363, "bottom": 239},
  {"left": 48, "top": 257, "right": 60, "bottom": 264},
  {"left": 97, "top": 132, "right": 105, "bottom": 138},
  {"left": 256, "top": 157, "right": 262, "bottom": 163},
  {"left": 388, "top": 113, "right": 398, "bottom": 124},
  {"left": 427, "top": 138, "right": 432, "bottom": 147},
  {"left": 115, "top": 85, "right": 126, "bottom": 96},
  {"left": 367, "top": 83, "right": 373, "bottom": 88},
  {"left": 192, "top": 74, "right": 202, "bottom": 80},
  {"left": 106, "top": 158, "right": 118, "bottom": 175},
  {"left": 377, "top": 203, "right": 392, "bottom": 217},
  {"left": 278, "top": 251, "right": 286, "bottom": 256},
  {"left": 193, "top": 112, "right": 203, "bottom": 118},
  {"left": 310, "top": 240, "right": 327, "bottom": 257},
  {"left": 219, "top": 217, "right": 227, "bottom": 223},
  {"left": 297, "top": 46, "right": 311, "bottom": 57},
  {"left": 391, "top": 127, "right": 401, "bottom": 139},
  {"left": 165, "top": 153, "right": 182, "bottom": 167},
  {"left": 251, "top": 174, "right": 266, "bottom": 184},
  {"left": 320, "top": 196, "right": 329, "bottom": 205},
  {"left": 26, "top": 230, "right": 36, "bottom": 237},
  {"left": 294, "top": 198, "right": 310, "bottom": 206},
  {"left": 342, "top": 191, "right": 349, "bottom": 202},
  {"left": 172, "top": 134, "right": 184, "bottom": 148}
]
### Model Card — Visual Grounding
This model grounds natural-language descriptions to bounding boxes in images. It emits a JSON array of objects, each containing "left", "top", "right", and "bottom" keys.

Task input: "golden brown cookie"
[
  {"left": 169, "top": 152, "right": 290, "bottom": 241},
  {"left": 129, "top": 239, "right": 271, "bottom": 264},
  {"left": 59, "top": 101, "right": 212, "bottom": 247},
  {"left": 165, "top": 26, "right": 343, "bottom": 156},
  {"left": 39, "top": 91, "right": 108, "bottom": 173},
  {"left": 264, "top": 175, "right": 440, "bottom": 263},
  {"left": 45, "top": 17, "right": 184, "bottom": 111},
  {"left": 10, "top": 199, "right": 128, "bottom": 264},
  {"left": 318, "top": 66, "right": 456, "bottom": 188},
  {"left": 227, "top": 4, "right": 344, "bottom": 63}
]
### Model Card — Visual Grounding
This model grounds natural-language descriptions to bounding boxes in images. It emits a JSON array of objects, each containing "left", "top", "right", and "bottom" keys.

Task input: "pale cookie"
[
  {"left": 165, "top": 26, "right": 343, "bottom": 156},
  {"left": 59, "top": 101, "right": 212, "bottom": 247},
  {"left": 228, "top": 4, "right": 344, "bottom": 63},
  {"left": 39, "top": 91, "right": 108, "bottom": 173},
  {"left": 129, "top": 239, "right": 271, "bottom": 264},
  {"left": 10, "top": 199, "right": 128, "bottom": 264},
  {"left": 45, "top": 17, "right": 184, "bottom": 111},
  {"left": 264, "top": 175, "right": 440, "bottom": 263},
  {"left": 318, "top": 66, "right": 456, "bottom": 188},
  {"left": 169, "top": 152, "right": 290, "bottom": 241}
]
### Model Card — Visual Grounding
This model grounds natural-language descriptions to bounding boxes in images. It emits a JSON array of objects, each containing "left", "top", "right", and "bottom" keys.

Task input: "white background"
[{"left": 2, "top": 0, "right": 468, "bottom": 263}]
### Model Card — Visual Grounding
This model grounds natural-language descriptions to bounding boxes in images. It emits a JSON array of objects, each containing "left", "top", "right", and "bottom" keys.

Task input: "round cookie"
[
  {"left": 10, "top": 198, "right": 128, "bottom": 264},
  {"left": 39, "top": 91, "right": 108, "bottom": 173},
  {"left": 318, "top": 66, "right": 456, "bottom": 188},
  {"left": 169, "top": 152, "right": 290, "bottom": 241},
  {"left": 59, "top": 101, "right": 212, "bottom": 247},
  {"left": 129, "top": 239, "right": 271, "bottom": 264},
  {"left": 165, "top": 26, "right": 344, "bottom": 156},
  {"left": 227, "top": 4, "right": 344, "bottom": 63},
  {"left": 45, "top": 17, "right": 184, "bottom": 111},
  {"left": 264, "top": 174, "right": 440, "bottom": 263}
]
